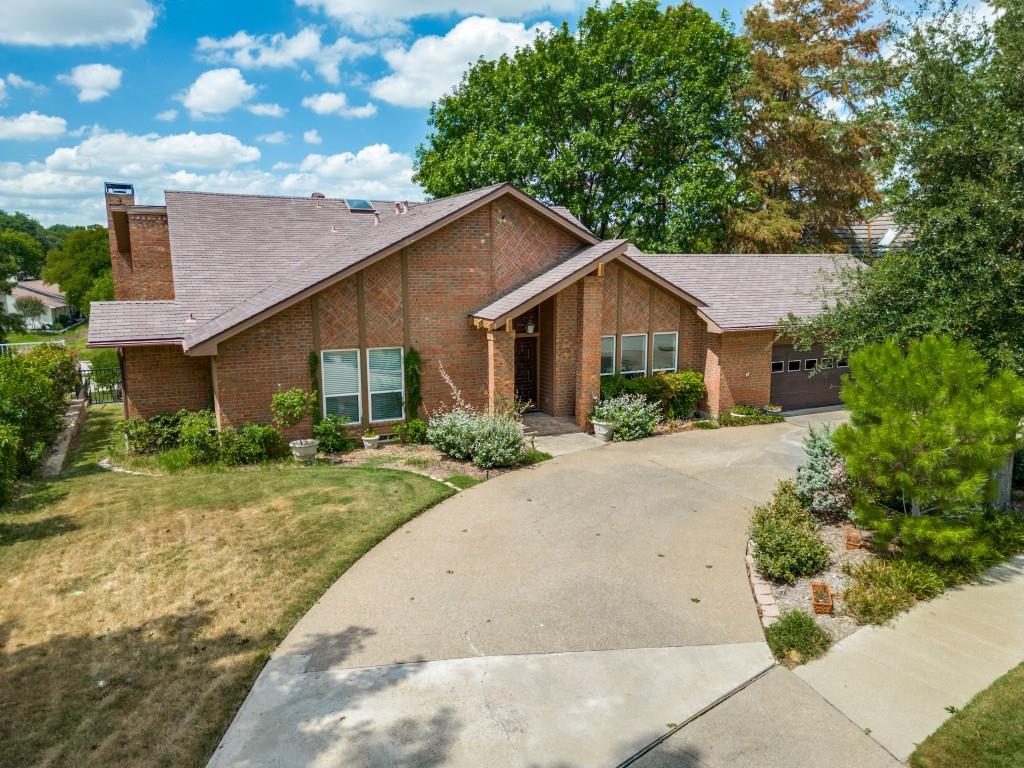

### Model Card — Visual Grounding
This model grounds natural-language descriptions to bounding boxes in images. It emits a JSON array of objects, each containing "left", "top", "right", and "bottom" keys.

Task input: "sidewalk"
[{"left": 796, "top": 555, "right": 1024, "bottom": 761}]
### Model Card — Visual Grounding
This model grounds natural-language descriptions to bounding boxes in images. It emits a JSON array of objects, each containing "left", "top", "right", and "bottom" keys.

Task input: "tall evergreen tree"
[
  {"left": 728, "top": 0, "right": 890, "bottom": 252},
  {"left": 414, "top": 0, "right": 747, "bottom": 252}
]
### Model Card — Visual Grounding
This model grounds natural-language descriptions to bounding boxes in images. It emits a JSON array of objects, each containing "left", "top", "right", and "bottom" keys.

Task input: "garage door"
[{"left": 770, "top": 343, "right": 845, "bottom": 411}]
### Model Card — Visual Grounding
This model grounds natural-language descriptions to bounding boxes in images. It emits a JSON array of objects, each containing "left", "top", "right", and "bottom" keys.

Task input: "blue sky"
[{"left": 0, "top": 0, "right": 753, "bottom": 225}]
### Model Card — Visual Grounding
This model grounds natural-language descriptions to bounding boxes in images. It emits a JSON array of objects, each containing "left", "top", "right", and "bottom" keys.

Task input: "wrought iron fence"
[{"left": 78, "top": 365, "right": 123, "bottom": 404}]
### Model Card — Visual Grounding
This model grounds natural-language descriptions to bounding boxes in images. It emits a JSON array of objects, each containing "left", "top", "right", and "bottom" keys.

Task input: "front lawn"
[
  {"left": 0, "top": 405, "right": 453, "bottom": 768},
  {"left": 910, "top": 663, "right": 1024, "bottom": 768},
  {"left": 6, "top": 322, "right": 99, "bottom": 360}
]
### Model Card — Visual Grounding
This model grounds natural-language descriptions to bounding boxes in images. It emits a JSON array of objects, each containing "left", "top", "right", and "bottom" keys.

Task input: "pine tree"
[{"left": 729, "top": 0, "right": 890, "bottom": 252}]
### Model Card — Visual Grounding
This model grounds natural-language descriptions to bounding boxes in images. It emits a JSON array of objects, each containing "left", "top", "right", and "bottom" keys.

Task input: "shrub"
[
  {"left": 395, "top": 418, "right": 428, "bottom": 444},
  {"left": 270, "top": 388, "right": 315, "bottom": 429},
  {"left": 404, "top": 348, "right": 423, "bottom": 420},
  {"left": 313, "top": 414, "right": 354, "bottom": 453},
  {"left": 219, "top": 424, "right": 287, "bottom": 465},
  {"left": 795, "top": 424, "right": 853, "bottom": 519},
  {"left": 116, "top": 418, "right": 160, "bottom": 454},
  {"left": 21, "top": 344, "right": 78, "bottom": 401},
  {"left": 591, "top": 393, "right": 662, "bottom": 441},
  {"left": 427, "top": 407, "right": 479, "bottom": 460},
  {"left": 764, "top": 610, "right": 831, "bottom": 662},
  {"left": 471, "top": 415, "right": 527, "bottom": 468},
  {"left": 0, "top": 354, "right": 64, "bottom": 474},
  {"left": 177, "top": 409, "right": 218, "bottom": 464},
  {"left": 0, "top": 424, "right": 20, "bottom": 504},
  {"left": 750, "top": 481, "right": 830, "bottom": 583},
  {"left": 600, "top": 370, "right": 705, "bottom": 419},
  {"left": 844, "top": 558, "right": 945, "bottom": 624}
]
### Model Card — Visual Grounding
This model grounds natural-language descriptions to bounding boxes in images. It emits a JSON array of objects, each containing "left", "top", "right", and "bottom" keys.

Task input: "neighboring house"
[
  {"left": 835, "top": 211, "right": 913, "bottom": 259},
  {"left": 4, "top": 280, "right": 77, "bottom": 330},
  {"left": 88, "top": 182, "right": 856, "bottom": 438}
]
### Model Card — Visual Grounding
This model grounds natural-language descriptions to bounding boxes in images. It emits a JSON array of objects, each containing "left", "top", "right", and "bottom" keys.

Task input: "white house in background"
[{"left": 4, "top": 280, "right": 78, "bottom": 330}]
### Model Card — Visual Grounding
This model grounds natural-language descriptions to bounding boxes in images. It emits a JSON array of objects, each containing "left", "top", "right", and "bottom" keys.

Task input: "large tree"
[
  {"left": 42, "top": 225, "right": 112, "bottom": 312},
  {"left": 728, "top": 0, "right": 890, "bottom": 252},
  {"left": 785, "top": 1, "right": 1024, "bottom": 374},
  {"left": 414, "top": 0, "right": 747, "bottom": 252},
  {"left": 0, "top": 230, "right": 45, "bottom": 278}
]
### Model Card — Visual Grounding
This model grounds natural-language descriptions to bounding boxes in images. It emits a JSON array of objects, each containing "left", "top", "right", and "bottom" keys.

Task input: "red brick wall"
[
  {"left": 105, "top": 204, "right": 175, "bottom": 301},
  {"left": 213, "top": 300, "right": 315, "bottom": 441},
  {"left": 704, "top": 330, "right": 774, "bottom": 415},
  {"left": 551, "top": 284, "right": 580, "bottom": 417},
  {"left": 123, "top": 345, "right": 211, "bottom": 418},
  {"left": 601, "top": 261, "right": 620, "bottom": 335},
  {"left": 575, "top": 276, "right": 604, "bottom": 427},
  {"left": 318, "top": 276, "right": 359, "bottom": 349},
  {"left": 491, "top": 199, "right": 582, "bottom": 294},
  {"left": 487, "top": 330, "right": 515, "bottom": 413},
  {"left": 363, "top": 253, "right": 404, "bottom": 347},
  {"left": 538, "top": 298, "right": 555, "bottom": 414}
]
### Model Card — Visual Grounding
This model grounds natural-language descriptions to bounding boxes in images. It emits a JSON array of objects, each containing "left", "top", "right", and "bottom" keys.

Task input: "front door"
[{"left": 514, "top": 336, "right": 538, "bottom": 409}]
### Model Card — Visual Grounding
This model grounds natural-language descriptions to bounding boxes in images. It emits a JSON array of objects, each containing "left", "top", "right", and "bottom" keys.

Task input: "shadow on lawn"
[{"left": 0, "top": 513, "right": 77, "bottom": 547}]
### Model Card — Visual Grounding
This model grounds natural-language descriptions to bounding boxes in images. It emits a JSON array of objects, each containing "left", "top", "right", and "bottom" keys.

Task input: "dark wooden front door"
[{"left": 514, "top": 336, "right": 538, "bottom": 409}]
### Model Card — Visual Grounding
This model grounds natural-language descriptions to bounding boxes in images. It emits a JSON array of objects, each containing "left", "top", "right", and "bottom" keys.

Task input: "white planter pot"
[
  {"left": 591, "top": 420, "right": 617, "bottom": 442},
  {"left": 362, "top": 435, "right": 380, "bottom": 450},
  {"left": 289, "top": 438, "right": 319, "bottom": 463}
]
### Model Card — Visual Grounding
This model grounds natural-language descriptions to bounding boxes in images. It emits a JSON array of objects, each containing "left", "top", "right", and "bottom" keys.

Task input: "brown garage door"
[{"left": 770, "top": 343, "right": 846, "bottom": 411}]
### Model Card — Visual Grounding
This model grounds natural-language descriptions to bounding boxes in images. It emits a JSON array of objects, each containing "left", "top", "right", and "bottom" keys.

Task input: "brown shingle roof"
[
  {"left": 834, "top": 212, "right": 914, "bottom": 257},
  {"left": 88, "top": 301, "right": 216, "bottom": 345},
  {"left": 630, "top": 249, "right": 862, "bottom": 331},
  {"left": 12, "top": 280, "right": 67, "bottom": 308}
]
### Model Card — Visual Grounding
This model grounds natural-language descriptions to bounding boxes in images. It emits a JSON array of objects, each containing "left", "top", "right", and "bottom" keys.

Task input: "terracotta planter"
[
  {"left": 844, "top": 525, "right": 863, "bottom": 550},
  {"left": 810, "top": 581, "right": 833, "bottom": 615},
  {"left": 361, "top": 435, "right": 380, "bottom": 450},
  {"left": 591, "top": 421, "right": 616, "bottom": 442},
  {"left": 288, "top": 438, "right": 319, "bottom": 463}
]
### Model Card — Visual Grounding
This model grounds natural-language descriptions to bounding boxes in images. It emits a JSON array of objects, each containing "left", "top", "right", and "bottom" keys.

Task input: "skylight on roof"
[
  {"left": 346, "top": 198, "right": 375, "bottom": 212},
  {"left": 877, "top": 227, "right": 899, "bottom": 247}
]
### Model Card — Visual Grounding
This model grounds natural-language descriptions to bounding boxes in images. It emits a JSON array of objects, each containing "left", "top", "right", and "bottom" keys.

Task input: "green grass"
[
  {"left": 764, "top": 610, "right": 831, "bottom": 663},
  {"left": 843, "top": 558, "right": 946, "bottom": 624},
  {"left": 910, "top": 663, "right": 1024, "bottom": 768},
  {"left": 444, "top": 474, "right": 482, "bottom": 490},
  {"left": 0, "top": 404, "right": 454, "bottom": 768},
  {"left": 6, "top": 322, "right": 100, "bottom": 359},
  {"left": 522, "top": 448, "right": 553, "bottom": 465}
]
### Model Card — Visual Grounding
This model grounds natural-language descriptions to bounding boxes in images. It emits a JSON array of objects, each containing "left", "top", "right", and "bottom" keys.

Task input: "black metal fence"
[{"left": 78, "top": 366, "right": 123, "bottom": 405}]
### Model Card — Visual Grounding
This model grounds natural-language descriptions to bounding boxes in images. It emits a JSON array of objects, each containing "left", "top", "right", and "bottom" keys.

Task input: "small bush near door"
[
  {"left": 749, "top": 481, "right": 830, "bottom": 583},
  {"left": 600, "top": 370, "right": 705, "bottom": 419},
  {"left": 590, "top": 394, "right": 662, "bottom": 441},
  {"left": 313, "top": 414, "right": 355, "bottom": 453}
]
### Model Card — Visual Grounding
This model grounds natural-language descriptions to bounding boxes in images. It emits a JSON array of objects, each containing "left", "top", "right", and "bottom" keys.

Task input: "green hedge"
[
  {"left": 750, "top": 481, "right": 830, "bottom": 583},
  {"left": 600, "top": 370, "right": 705, "bottom": 419}
]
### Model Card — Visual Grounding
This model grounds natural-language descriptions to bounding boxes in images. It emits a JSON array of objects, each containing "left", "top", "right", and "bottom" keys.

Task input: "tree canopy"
[
  {"left": 13, "top": 296, "right": 45, "bottom": 322},
  {"left": 0, "top": 230, "right": 45, "bottom": 278},
  {"left": 786, "top": 1, "right": 1024, "bottom": 374},
  {"left": 42, "top": 226, "right": 112, "bottom": 314},
  {"left": 414, "top": 0, "right": 747, "bottom": 252}
]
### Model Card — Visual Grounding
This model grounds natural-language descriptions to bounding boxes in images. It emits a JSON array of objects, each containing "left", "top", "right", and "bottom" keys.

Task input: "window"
[
  {"left": 652, "top": 332, "right": 678, "bottom": 373},
  {"left": 368, "top": 347, "right": 405, "bottom": 422},
  {"left": 620, "top": 334, "right": 647, "bottom": 376},
  {"left": 771, "top": 360, "right": 785, "bottom": 374},
  {"left": 788, "top": 359, "right": 802, "bottom": 372},
  {"left": 600, "top": 336, "right": 615, "bottom": 376},
  {"left": 821, "top": 358, "right": 834, "bottom": 369},
  {"left": 805, "top": 359, "right": 817, "bottom": 371},
  {"left": 322, "top": 349, "right": 360, "bottom": 422},
  {"left": 837, "top": 358, "right": 849, "bottom": 368}
]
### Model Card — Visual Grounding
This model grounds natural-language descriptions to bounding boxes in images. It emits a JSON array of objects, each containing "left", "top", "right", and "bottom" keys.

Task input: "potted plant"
[
  {"left": 362, "top": 428, "right": 380, "bottom": 450},
  {"left": 589, "top": 399, "right": 619, "bottom": 442},
  {"left": 271, "top": 387, "right": 318, "bottom": 463},
  {"left": 729, "top": 405, "right": 759, "bottom": 418},
  {"left": 810, "top": 582, "right": 833, "bottom": 615},
  {"left": 764, "top": 403, "right": 783, "bottom": 414}
]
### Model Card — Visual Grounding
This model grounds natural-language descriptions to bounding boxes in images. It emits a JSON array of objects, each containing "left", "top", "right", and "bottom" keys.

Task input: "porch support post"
[
  {"left": 487, "top": 328, "right": 515, "bottom": 415},
  {"left": 575, "top": 274, "right": 604, "bottom": 429}
]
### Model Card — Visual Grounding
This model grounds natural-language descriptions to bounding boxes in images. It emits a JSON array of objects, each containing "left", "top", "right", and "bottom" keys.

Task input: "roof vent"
[
  {"left": 394, "top": 202, "right": 401, "bottom": 215},
  {"left": 373, "top": 211, "right": 380, "bottom": 225},
  {"left": 311, "top": 192, "right": 326, "bottom": 198},
  {"left": 185, "top": 312, "right": 196, "bottom": 324}
]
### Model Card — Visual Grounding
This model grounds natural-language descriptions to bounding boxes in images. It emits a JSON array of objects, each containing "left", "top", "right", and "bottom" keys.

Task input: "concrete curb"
[
  {"left": 745, "top": 539, "right": 780, "bottom": 627},
  {"left": 39, "top": 398, "right": 87, "bottom": 478}
]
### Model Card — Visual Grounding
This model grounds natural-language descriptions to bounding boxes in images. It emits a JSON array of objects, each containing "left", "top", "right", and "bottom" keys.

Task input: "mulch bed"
[{"left": 322, "top": 440, "right": 501, "bottom": 482}]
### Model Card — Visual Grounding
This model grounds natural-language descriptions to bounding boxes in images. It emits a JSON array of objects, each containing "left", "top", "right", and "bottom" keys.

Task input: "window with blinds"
[
  {"left": 321, "top": 349, "right": 360, "bottom": 422},
  {"left": 368, "top": 347, "right": 404, "bottom": 421},
  {"left": 652, "top": 332, "right": 678, "bottom": 372}
]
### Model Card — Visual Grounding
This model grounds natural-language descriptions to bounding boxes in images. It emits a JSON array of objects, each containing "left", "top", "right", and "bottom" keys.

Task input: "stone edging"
[
  {"left": 745, "top": 539, "right": 779, "bottom": 627},
  {"left": 39, "top": 399, "right": 88, "bottom": 478}
]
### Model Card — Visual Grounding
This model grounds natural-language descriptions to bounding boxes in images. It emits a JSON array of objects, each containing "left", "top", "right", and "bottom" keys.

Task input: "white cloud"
[
  {"left": 58, "top": 63, "right": 123, "bottom": 102},
  {"left": 281, "top": 143, "right": 417, "bottom": 198},
  {"left": 296, "top": 0, "right": 578, "bottom": 36},
  {"left": 196, "top": 27, "right": 374, "bottom": 85},
  {"left": 155, "top": 109, "right": 178, "bottom": 121},
  {"left": 0, "top": 112, "right": 67, "bottom": 141},
  {"left": 180, "top": 68, "right": 257, "bottom": 119},
  {"left": 0, "top": 80, "right": 5, "bottom": 104},
  {"left": 301, "top": 92, "right": 377, "bottom": 118},
  {"left": 248, "top": 102, "right": 286, "bottom": 117},
  {"left": 5, "top": 73, "right": 45, "bottom": 93},
  {"left": 370, "top": 16, "right": 552, "bottom": 108},
  {"left": 257, "top": 131, "right": 289, "bottom": 144},
  {"left": 303, "top": 129, "right": 322, "bottom": 144},
  {"left": 0, "top": 0, "right": 156, "bottom": 46},
  {"left": 45, "top": 129, "right": 260, "bottom": 172}
]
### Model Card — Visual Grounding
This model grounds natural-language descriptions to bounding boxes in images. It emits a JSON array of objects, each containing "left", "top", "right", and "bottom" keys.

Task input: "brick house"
[{"left": 88, "top": 182, "right": 855, "bottom": 439}]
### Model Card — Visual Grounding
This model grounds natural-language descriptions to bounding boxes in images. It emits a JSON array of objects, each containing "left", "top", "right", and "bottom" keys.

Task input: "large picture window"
[
  {"left": 321, "top": 349, "right": 360, "bottom": 422},
  {"left": 368, "top": 347, "right": 405, "bottom": 422},
  {"left": 652, "top": 332, "right": 678, "bottom": 373},
  {"left": 600, "top": 336, "right": 615, "bottom": 376},
  {"left": 620, "top": 334, "right": 647, "bottom": 377}
]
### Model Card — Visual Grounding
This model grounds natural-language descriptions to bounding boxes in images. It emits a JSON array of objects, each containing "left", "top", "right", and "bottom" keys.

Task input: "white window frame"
[
  {"left": 620, "top": 333, "right": 648, "bottom": 377},
  {"left": 804, "top": 358, "right": 818, "bottom": 371},
  {"left": 367, "top": 346, "right": 405, "bottom": 423},
  {"left": 788, "top": 359, "right": 802, "bottom": 372},
  {"left": 837, "top": 358, "right": 849, "bottom": 368},
  {"left": 771, "top": 360, "right": 785, "bottom": 374},
  {"left": 651, "top": 331, "right": 678, "bottom": 373},
  {"left": 321, "top": 348, "right": 362, "bottom": 423},
  {"left": 600, "top": 335, "right": 616, "bottom": 376}
]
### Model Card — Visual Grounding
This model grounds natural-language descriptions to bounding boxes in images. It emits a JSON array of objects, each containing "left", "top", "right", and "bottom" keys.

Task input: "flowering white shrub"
[
  {"left": 426, "top": 363, "right": 527, "bottom": 468},
  {"left": 591, "top": 393, "right": 662, "bottom": 441}
]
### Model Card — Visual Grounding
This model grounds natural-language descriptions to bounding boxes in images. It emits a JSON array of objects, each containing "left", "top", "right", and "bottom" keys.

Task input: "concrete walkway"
[
  {"left": 796, "top": 554, "right": 1024, "bottom": 761},
  {"left": 209, "top": 411, "right": 875, "bottom": 768}
]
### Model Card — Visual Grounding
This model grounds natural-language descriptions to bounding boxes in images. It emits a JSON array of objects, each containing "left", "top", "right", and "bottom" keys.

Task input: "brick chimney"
[{"left": 103, "top": 182, "right": 174, "bottom": 301}]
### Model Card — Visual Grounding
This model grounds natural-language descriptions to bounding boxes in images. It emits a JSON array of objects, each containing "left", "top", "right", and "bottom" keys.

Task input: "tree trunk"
[
  {"left": 993, "top": 451, "right": 1015, "bottom": 512},
  {"left": 911, "top": 499, "right": 922, "bottom": 517}
]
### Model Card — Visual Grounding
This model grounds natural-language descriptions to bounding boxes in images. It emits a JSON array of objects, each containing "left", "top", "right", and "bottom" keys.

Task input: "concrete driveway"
[{"left": 209, "top": 411, "right": 894, "bottom": 768}]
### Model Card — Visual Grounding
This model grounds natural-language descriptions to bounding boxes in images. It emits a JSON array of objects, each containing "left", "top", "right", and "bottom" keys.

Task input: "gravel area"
[{"left": 768, "top": 523, "right": 875, "bottom": 643}]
